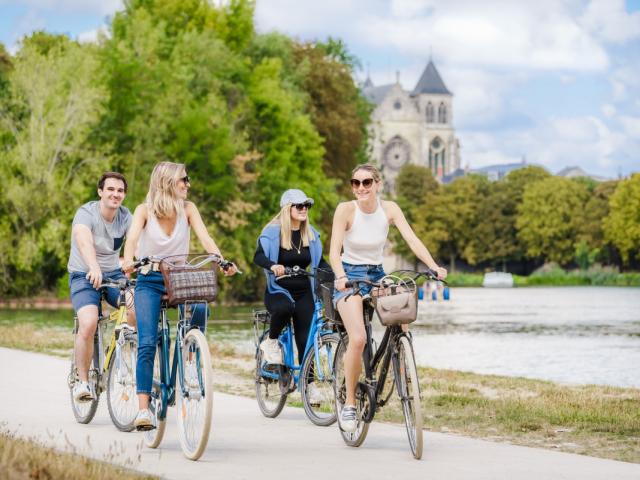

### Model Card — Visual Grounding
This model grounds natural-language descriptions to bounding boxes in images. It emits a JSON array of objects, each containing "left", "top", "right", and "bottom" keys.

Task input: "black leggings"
[{"left": 265, "top": 288, "right": 314, "bottom": 365}]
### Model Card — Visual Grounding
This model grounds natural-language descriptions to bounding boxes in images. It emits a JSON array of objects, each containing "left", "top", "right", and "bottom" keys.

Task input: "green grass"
[{"left": 0, "top": 428, "right": 156, "bottom": 480}]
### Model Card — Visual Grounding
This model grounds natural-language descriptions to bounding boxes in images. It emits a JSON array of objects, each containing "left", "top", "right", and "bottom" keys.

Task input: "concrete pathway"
[{"left": 0, "top": 348, "right": 638, "bottom": 480}]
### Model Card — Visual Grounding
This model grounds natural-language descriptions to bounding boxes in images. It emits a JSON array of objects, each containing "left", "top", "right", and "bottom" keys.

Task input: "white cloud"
[
  {"left": 580, "top": 0, "right": 640, "bottom": 44},
  {"left": 619, "top": 116, "right": 640, "bottom": 139},
  {"left": 602, "top": 103, "right": 616, "bottom": 118},
  {"left": 77, "top": 27, "right": 109, "bottom": 44},
  {"left": 1, "top": 0, "right": 123, "bottom": 16}
]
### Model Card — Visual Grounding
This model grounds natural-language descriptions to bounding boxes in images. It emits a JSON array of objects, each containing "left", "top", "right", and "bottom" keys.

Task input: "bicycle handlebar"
[{"left": 275, "top": 265, "right": 314, "bottom": 281}]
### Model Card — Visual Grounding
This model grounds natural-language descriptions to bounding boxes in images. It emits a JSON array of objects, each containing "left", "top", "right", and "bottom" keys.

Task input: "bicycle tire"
[
  {"left": 106, "top": 330, "right": 138, "bottom": 432},
  {"left": 69, "top": 332, "right": 100, "bottom": 424},
  {"left": 300, "top": 333, "right": 339, "bottom": 426},
  {"left": 333, "top": 337, "right": 370, "bottom": 447},
  {"left": 176, "top": 329, "right": 213, "bottom": 460},
  {"left": 255, "top": 333, "right": 287, "bottom": 418},
  {"left": 395, "top": 335, "right": 423, "bottom": 459},
  {"left": 144, "top": 348, "right": 167, "bottom": 448}
]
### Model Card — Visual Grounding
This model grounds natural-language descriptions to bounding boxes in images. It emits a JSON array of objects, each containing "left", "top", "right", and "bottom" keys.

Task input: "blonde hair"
[
  {"left": 269, "top": 204, "right": 315, "bottom": 249},
  {"left": 352, "top": 163, "right": 382, "bottom": 183},
  {"left": 146, "top": 162, "right": 186, "bottom": 219}
]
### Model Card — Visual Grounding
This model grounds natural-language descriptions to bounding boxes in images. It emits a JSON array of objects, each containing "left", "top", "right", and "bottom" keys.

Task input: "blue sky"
[{"left": 1, "top": 0, "right": 639, "bottom": 177}]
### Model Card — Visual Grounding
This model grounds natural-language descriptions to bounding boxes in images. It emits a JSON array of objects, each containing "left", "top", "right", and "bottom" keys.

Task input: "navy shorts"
[
  {"left": 69, "top": 269, "right": 126, "bottom": 313},
  {"left": 333, "top": 262, "right": 386, "bottom": 308}
]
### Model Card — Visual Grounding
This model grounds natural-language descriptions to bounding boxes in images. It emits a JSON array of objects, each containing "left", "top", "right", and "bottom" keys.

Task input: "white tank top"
[
  {"left": 341, "top": 199, "right": 389, "bottom": 265},
  {"left": 138, "top": 211, "right": 190, "bottom": 259}
]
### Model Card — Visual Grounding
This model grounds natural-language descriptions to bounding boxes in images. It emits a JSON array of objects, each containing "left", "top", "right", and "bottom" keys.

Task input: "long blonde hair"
[
  {"left": 269, "top": 204, "right": 315, "bottom": 250},
  {"left": 146, "top": 162, "right": 186, "bottom": 219}
]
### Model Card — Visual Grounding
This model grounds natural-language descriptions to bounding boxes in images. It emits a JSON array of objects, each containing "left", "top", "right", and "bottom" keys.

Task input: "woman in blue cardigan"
[{"left": 254, "top": 189, "right": 331, "bottom": 373}]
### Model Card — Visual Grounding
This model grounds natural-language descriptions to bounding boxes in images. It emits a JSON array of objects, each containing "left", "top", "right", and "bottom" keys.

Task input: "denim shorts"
[
  {"left": 333, "top": 262, "right": 386, "bottom": 308},
  {"left": 69, "top": 269, "right": 126, "bottom": 313}
]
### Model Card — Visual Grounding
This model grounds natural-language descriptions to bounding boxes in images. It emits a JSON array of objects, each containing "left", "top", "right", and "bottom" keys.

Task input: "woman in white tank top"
[
  {"left": 329, "top": 164, "right": 447, "bottom": 433},
  {"left": 122, "top": 161, "right": 237, "bottom": 431}
]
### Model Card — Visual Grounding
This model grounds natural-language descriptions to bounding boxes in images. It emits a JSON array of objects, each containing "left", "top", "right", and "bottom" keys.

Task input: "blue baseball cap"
[{"left": 280, "top": 189, "right": 314, "bottom": 208}]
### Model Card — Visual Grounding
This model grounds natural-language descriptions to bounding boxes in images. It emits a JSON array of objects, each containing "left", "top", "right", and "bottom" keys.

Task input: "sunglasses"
[
  {"left": 293, "top": 202, "right": 313, "bottom": 211},
  {"left": 180, "top": 175, "right": 190, "bottom": 184},
  {"left": 350, "top": 178, "right": 375, "bottom": 188}
]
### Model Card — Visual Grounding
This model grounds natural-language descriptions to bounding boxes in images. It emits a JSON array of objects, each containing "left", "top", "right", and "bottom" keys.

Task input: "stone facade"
[{"left": 363, "top": 60, "right": 461, "bottom": 191}]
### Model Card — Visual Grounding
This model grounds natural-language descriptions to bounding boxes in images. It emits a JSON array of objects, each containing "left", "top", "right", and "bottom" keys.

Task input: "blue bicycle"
[{"left": 253, "top": 267, "right": 339, "bottom": 426}]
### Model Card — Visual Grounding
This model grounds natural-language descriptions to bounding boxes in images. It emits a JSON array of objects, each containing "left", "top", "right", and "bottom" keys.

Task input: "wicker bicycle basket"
[{"left": 159, "top": 254, "right": 219, "bottom": 306}]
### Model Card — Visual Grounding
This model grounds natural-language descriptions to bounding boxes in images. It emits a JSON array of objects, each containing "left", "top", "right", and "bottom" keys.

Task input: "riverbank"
[
  {"left": 447, "top": 267, "right": 640, "bottom": 287},
  {"left": 2, "top": 321, "right": 638, "bottom": 464}
]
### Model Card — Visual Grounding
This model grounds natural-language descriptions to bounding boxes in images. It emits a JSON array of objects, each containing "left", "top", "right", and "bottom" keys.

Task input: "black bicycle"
[{"left": 327, "top": 270, "right": 444, "bottom": 460}]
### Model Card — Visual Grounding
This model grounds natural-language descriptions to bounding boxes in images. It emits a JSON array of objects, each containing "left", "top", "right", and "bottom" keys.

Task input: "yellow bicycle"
[{"left": 68, "top": 277, "right": 139, "bottom": 431}]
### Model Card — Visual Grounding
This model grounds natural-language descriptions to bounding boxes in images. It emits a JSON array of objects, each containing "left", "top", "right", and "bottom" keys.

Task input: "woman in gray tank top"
[
  {"left": 329, "top": 164, "right": 447, "bottom": 433},
  {"left": 122, "top": 161, "right": 237, "bottom": 430}
]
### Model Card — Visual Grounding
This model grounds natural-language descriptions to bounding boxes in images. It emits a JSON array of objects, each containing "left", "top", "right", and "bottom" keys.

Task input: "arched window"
[
  {"left": 429, "top": 137, "right": 446, "bottom": 178},
  {"left": 426, "top": 102, "right": 434, "bottom": 123},
  {"left": 438, "top": 103, "right": 447, "bottom": 123},
  {"left": 393, "top": 100, "right": 402, "bottom": 110}
]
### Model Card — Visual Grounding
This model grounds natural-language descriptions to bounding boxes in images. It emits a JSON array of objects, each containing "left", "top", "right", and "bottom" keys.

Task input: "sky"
[{"left": 1, "top": 0, "right": 639, "bottom": 177}]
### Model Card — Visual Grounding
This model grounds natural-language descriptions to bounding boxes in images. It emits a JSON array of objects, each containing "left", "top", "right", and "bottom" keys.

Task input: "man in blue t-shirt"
[{"left": 68, "top": 172, "right": 133, "bottom": 403}]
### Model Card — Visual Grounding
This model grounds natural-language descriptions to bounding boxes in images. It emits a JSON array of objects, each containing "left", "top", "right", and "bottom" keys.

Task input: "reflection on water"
[
  {"left": 3, "top": 286, "right": 639, "bottom": 388},
  {"left": 404, "top": 287, "right": 640, "bottom": 388}
]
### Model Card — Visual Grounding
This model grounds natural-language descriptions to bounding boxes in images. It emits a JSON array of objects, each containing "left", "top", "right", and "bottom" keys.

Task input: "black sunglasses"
[
  {"left": 293, "top": 202, "right": 313, "bottom": 211},
  {"left": 350, "top": 178, "right": 375, "bottom": 188},
  {"left": 181, "top": 175, "right": 190, "bottom": 184}
]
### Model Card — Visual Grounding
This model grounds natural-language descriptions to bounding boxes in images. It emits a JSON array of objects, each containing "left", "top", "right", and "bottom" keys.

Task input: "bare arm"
[
  {"left": 73, "top": 224, "right": 102, "bottom": 288},
  {"left": 186, "top": 202, "right": 237, "bottom": 275},
  {"left": 386, "top": 201, "right": 447, "bottom": 278},
  {"left": 186, "top": 202, "right": 221, "bottom": 256},
  {"left": 122, "top": 204, "right": 147, "bottom": 272},
  {"left": 329, "top": 202, "right": 352, "bottom": 290}
]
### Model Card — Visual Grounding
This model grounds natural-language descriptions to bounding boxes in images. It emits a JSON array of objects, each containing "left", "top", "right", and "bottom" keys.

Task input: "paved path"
[{"left": 1, "top": 348, "right": 638, "bottom": 480}]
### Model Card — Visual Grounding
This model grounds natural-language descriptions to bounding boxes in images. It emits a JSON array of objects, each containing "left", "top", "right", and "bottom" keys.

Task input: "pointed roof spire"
[
  {"left": 412, "top": 59, "right": 451, "bottom": 95},
  {"left": 363, "top": 75, "right": 374, "bottom": 88}
]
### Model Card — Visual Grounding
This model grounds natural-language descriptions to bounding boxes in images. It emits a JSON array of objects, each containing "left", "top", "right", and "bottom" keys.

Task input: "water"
[
  {"left": 407, "top": 287, "right": 640, "bottom": 388},
  {"left": 3, "top": 286, "right": 639, "bottom": 388}
]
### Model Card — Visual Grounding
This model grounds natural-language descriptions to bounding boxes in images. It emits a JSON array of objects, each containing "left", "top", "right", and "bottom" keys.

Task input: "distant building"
[
  {"left": 472, "top": 160, "right": 531, "bottom": 182},
  {"left": 556, "top": 166, "right": 609, "bottom": 182},
  {"left": 363, "top": 59, "right": 461, "bottom": 191}
]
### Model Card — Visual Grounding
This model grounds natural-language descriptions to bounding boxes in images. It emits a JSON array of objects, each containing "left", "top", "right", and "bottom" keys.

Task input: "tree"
[
  {"left": 392, "top": 165, "right": 439, "bottom": 262},
  {"left": 516, "top": 176, "right": 590, "bottom": 265},
  {"left": 575, "top": 180, "right": 618, "bottom": 266},
  {"left": 604, "top": 174, "right": 640, "bottom": 265},
  {"left": 472, "top": 166, "right": 551, "bottom": 269},
  {"left": 0, "top": 38, "right": 107, "bottom": 295}
]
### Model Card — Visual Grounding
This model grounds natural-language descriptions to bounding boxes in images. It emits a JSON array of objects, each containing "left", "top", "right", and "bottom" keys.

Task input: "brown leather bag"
[{"left": 374, "top": 285, "right": 418, "bottom": 326}]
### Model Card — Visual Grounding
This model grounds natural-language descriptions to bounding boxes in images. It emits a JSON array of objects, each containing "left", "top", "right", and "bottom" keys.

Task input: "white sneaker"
[
  {"left": 134, "top": 409, "right": 155, "bottom": 431},
  {"left": 339, "top": 405, "right": 358, "bottom": 433},
  {"left": 307, "top": 382, "right": 324, "bottom": 406},
  {"left": 259, "top": 338, "right": 283, "bottom": 365},
  {"left": 72, "top": 381, "right": 92, "bottom": 403}
]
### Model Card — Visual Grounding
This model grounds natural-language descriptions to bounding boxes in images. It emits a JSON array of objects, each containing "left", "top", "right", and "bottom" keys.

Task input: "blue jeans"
[
  {"left": 333, "top": 262, "right": 386, "bottom": 308},
  {"left": 69, "top": 269, "right": 126, "bottom": 313},
  {"left": 135, "top": 271, "right": 208, "bottom": 395}
]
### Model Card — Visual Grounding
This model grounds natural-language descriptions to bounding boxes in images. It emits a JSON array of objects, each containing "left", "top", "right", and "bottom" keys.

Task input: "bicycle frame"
[
  {"left": 257, "top": 299, "right": 334, "bottom": 389},
  {"left": 154, "top": 303, "right": 206, "bottom": 421}
]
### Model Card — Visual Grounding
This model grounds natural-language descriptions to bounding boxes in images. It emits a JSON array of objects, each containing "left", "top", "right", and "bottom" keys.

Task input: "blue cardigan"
[{"left": 258, "top": 224, "right": 322, "bottom": 302}]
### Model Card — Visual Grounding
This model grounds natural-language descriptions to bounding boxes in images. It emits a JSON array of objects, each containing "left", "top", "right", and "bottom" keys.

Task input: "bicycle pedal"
[{"left": 135, "top": 424, "right": 156, "bottom": 432}]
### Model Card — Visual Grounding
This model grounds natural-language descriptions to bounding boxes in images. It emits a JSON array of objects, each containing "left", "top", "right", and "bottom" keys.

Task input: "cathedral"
[{"left": 363, "top": 59, "right": 461, "bottom": 190}]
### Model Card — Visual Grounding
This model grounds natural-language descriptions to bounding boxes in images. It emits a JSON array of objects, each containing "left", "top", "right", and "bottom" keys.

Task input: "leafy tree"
[
  {"left": 472, "top": 166, "right": 551, "bottom": 269},
  {"left": 413, "top": 174, "right": 489, "bottom": 270},
  {"left": 575, "top": 180, "right": 618, "bottom": 265},
  {"left": 516, "top": 176, "right": 590, "bottom": 265},
  {"left": 604, "top": 174, "right": 640, "bottom": 265},
  {"left": 392, "top": 165, "right": 439, "bottom": 263},
  {"left": 0, "top": 39, "right": 107, "bottom": 295}
]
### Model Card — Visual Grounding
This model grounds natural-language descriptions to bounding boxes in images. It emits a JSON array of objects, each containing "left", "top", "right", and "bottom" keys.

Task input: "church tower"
[{"left": 363, "top": 60, "right": 461, "bottom": 190}]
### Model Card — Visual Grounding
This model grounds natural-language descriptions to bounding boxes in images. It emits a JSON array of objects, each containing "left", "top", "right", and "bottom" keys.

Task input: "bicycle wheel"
[
  {"left": 176, "top": 329, "right": 213, "bottom": 460},
  {"left": 69, "top": 333, "right": 100, "bottom": 424},
  {"left": 395, "top": 335, "right": 423, "bottom": 459},
  {"left": 255, "top": 333, "right": 287, "bottom": 418},
  {"left": 144, "top": 348, "right": 167, "bottom": 448},
  {"left": 333, "top": 337, "right": 370, "bottom": 447},
  {"left": 106, "top": 330, "right": 138, "bottom": 432},
  {"left": 301, "top": 333, "right": 339, "bottom": 426}
]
